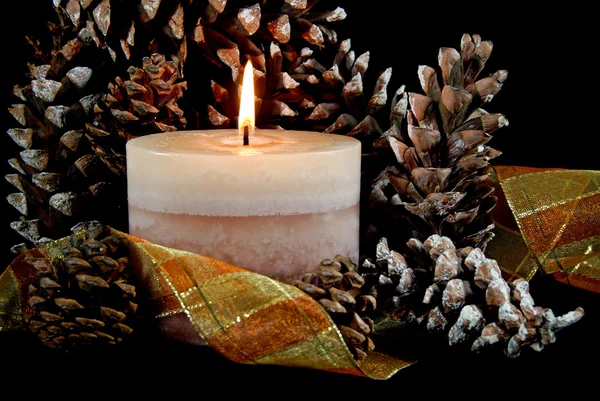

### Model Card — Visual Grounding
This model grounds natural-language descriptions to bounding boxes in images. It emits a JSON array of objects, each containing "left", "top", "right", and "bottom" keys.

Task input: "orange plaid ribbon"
[
  {"left": 0, "top": 230, "right": 413, "bottom": 380},
  {"left": 486, "top": 166, "right": 600, "bottom": 293}
]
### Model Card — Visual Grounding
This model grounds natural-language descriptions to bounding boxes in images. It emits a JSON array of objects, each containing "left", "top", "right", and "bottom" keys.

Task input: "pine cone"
[
  {"left": 207, "top": 33, "right": 392, "bottom": 137},
  {"left": 194, "top": 2, "right": 373, "bottom": 134},
  {"left": 293, "top": 255, "right": 377, "bottom": 360},
  {"left": 87, "top": 53, "right": 188, "bottom": 176},
  {"left": 365, "top": 235, "right": 585, "bottom": 358},
  {"left": 6, "top": 3, "right": 143, "bottom": 251},
  {"left": 367, "top": 34, "right": 508, "bottom": 252},
  {"left": 7, "top": 52, "right": 120, "bottom": 250},
  {"left": 357, "top": 237, "right": 420, "bottom": 317},
  {"left": 25, "top": 221, "right": 137, "bottom": 349},
  {"left": 105, "top": 53, "right": 187, "bottom": 133}
]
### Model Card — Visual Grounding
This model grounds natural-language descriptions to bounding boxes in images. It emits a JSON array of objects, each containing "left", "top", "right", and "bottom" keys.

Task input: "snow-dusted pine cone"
[{"left": 362, "top": 235, "right": 585, "bottom": 358}]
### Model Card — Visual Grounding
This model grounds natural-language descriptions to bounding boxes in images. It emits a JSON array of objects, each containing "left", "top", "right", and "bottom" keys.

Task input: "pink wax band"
[{"left": 126, "top": 130, "right": 361, "bottom": 283}]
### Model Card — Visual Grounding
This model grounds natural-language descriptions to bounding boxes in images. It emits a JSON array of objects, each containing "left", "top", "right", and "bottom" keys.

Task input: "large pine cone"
[
  {"left": 25, "top": 221, "right": 137, "bottom": 349},
  {"left": 367, "top": 34, "right": 509, "bottom": 252}
]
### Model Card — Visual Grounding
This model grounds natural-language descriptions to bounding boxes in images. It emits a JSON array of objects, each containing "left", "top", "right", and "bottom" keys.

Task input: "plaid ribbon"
[
  {"left": 486, "top": 166, "right": 600, "bottom": 293},
  {"left": 0, "top": 231, "right": 412, "bottom": 380}
]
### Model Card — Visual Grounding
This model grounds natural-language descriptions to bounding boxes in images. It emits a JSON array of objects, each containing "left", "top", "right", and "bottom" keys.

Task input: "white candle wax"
[{"left": 126, "top": 129, "right": 361, "bottom": 283}]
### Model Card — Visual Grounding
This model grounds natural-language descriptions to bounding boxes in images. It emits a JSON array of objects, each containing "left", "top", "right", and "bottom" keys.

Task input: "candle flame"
[{"left": 239, "top": 59, "right": 255, "bottom": 137}]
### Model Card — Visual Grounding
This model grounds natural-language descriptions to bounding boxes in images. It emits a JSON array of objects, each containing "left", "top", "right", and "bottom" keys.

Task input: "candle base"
[{"left": 128, "top": 204, "right": 360, "bottom": 283}]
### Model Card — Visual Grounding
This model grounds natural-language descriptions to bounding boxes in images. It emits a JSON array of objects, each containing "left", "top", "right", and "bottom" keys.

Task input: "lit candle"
[{"left": 126, "top": 61, "right": 361, "bottom": 283}]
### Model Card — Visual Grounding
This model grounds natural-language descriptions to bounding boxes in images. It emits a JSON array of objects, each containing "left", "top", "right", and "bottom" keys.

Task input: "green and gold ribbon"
[
  {"left": 0, "top": 231, "right": 413, "bottom": 380},
  {"left": 487, "top": 166, "right": 600, "bottom": 293}
]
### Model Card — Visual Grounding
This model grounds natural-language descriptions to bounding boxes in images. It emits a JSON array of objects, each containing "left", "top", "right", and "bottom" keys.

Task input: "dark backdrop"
[{"left": 1, "top": 1, "right": 598, "bottom": 397}]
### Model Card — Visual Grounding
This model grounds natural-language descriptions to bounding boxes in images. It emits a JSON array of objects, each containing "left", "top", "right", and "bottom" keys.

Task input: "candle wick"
[{"left": 243, "top": 125, "right": 249, "bottom": 146}]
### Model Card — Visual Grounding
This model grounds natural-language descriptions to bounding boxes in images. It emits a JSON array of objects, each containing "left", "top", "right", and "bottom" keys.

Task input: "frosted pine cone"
[{"left": 364, "top": 235, "right": 584, "bottom": 358}]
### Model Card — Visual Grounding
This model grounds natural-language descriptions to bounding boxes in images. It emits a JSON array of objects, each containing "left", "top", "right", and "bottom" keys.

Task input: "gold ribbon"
[
  {"left": 486, "top": 166, "right": 600, "bottom": 293},
  {"left": 0, "top": 229, "right": 413, "bottom": 380}
]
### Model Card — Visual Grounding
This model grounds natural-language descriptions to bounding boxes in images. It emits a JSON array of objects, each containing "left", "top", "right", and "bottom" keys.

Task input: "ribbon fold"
[
  {"left": 487, "top": 166, "right": 600, "bottom": 293},
  {"left": 0, "top": 230, "right": 413, "bottom": 380}
]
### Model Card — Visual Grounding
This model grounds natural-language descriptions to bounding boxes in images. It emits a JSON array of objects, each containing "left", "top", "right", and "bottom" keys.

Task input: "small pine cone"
[
  {"left": 25, "top": 221, "right": 137, "bottom": 349},
  {"left": 103, "top": 54, "right": 188, "bottom": 135},
  {"left": 86, "top": 53, "right": 188, "bottom": 175},
  {"left": 294, "top": 255, "right": 376, "bottom": 360}
]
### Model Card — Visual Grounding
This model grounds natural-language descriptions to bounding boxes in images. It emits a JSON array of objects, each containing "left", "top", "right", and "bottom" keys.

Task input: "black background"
[{"left": 1, "top": 1, "right": 599, "bottom": 397}]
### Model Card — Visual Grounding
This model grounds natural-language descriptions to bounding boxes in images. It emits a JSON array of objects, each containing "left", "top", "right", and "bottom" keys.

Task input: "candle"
[{"left": 126, "top": 61, "right": 361, "bottom": 283}]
